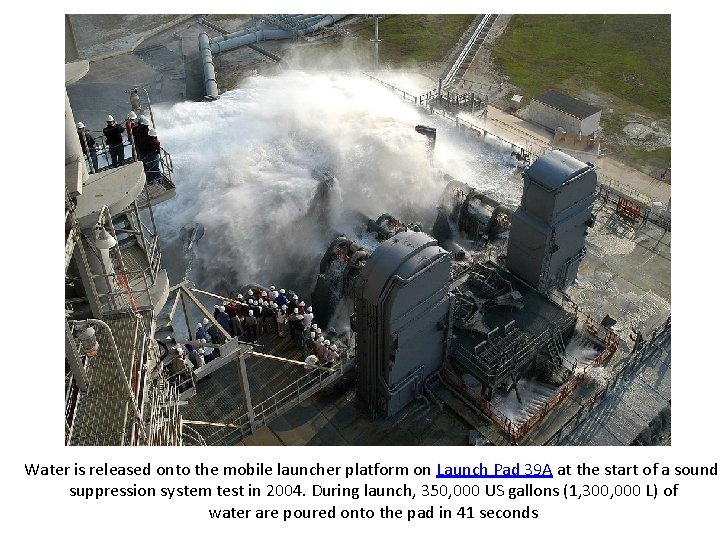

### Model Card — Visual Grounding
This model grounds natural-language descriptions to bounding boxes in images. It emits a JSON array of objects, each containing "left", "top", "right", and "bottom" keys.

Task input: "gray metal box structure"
[
  {"left": 506, "top": 150, "right": 596, "bottom": 293},
  {"left": 354, "top": 231, "right": 452, "bottom": 418}
]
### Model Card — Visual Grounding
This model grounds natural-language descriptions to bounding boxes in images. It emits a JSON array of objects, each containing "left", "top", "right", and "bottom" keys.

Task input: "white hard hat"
[
  {"left": 324, "top": 340, "right": 331, "bottom": 345},
  {"left": 128, "top": 111, "right": 137, "bottom": 120},
  {"left": 261, "top": 290, "right": 267, "bottom": 296},
  {"left": 106, "top": 115, "right": 114, "bottom": 122},
  {"left": 197, "top": 322, "right": 203, "bottom": 328},
  {"left": 198, "top": 347, "right": 205, "bottom": 354},
  {"left": 202, "top": 318, "right": 209, "bottom": 325},
  {"left": 280, "top": 289, "right": 285, "bottom": 294},
  {"left": 331, "top": 344, "right": 338, "bottom": 351},
  {"left": 237, "top": 293, "right": 243, "bottom": 299},
  {"left": 214, "top": 305, "right": 219, "bottom": 309},
  {"left": 270, "top": 285, "right": 276, "bottom": 290},
  {"left": 294, "top": 308, "right": 299, "bottom": 313},
  {"left": 293, "top": 294, "right": 298, "bottom": 300},
  {"left": 308, "top": 306, "right": 313, "bottom": 312},
  {"left": 299, "top": 301, "right": 305, "bottom": 306},
  {"left": 263, "top": 301, "right": 268, "bottom": 306},
  {"left": 76, "top": 121, "right": 85, "bottom": 129},
  {"left": 219, "top": 306, "right": 225, "bottom": 312},
  {"left": 312, "top": 324, "right": 317, "bottom": 329},
  {"left": 148, "top": 127, "right": 157, "bottom": 137},
  {"left": 165, "top": 336, "right": 173, "bottom": 341},
  {"left": 310, "top": 332, "right": 316, "bottom": 338},
  {"left": 281, "top": 305, "right": 287, "bottom": 311},
  {"left": 248, "top": 310, "right": 253, "bottom": 316},
  {"left": 248, "top": 289, "right": 254, "bottom": 295}
]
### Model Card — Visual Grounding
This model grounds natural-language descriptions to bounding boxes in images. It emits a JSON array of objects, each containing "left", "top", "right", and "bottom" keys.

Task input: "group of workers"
[
  {"left": 169, "top": 285, "right": 343, "bottom": 384},
  {"left": 75, "top": 112, "right": 162, "bottom": 181}
]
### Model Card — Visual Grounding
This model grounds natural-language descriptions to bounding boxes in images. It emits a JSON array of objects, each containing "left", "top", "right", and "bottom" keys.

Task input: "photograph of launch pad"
[{"left": 64, "top": 14, "right": 670, "bottom": 446}]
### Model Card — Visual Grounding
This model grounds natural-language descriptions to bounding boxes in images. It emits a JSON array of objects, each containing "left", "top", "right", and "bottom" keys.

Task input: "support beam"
[
  {"left": 180, "top": 285, "right": 231, "bottom": 340},
  {"left": 234, "top": 349, "right": 256, "bottom": 432}
]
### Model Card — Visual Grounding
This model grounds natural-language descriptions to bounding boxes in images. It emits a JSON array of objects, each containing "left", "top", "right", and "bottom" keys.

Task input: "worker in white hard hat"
[
  {"left": 303, "top": 306, "right": 314, "bottom": 327},
  {"left": 216, "top": 305, "right": 232, "bottom": 335},
  {"left": 315, "top": 336, "right": 327, "bottom": 360},
  {"left": 245, "top": 309, "right": 258, "bottom": 342},
  {"left": 291, "top": 308, "right": 306, "bottom": 349},
  {"left": 195, "top": 321, "right": 209, "bottom": 342},
  {"left": 304, "top": 354, "right": 318, "bottom": 384},
  {"left": 270, "top": 286, "right": 279, "bottom": 300},
  {"left": 125, "top": 111, "right": 138, "bottom": 160},
  {"left": 144, "top": 127, "right": 162, "bottom": 184},
  {"left": 304, "top": 323, "right": 316, "bottom": 353},
  {"left": 132, "top": 115, "right": 151, "bottom": 161},
  {"left": 196, "top": 346, "right": 206, "bottom": 368},
  {"left": 276, "top": 289, "right": 288, "bottom": 307},
  {"left": 102, "top": 114, "right": 126, "bottom": 168},
  {"left": 171, "top": 346, "right": 194, "bottom": 390},
  {"left": 276, "top": 302, "right": 288, "bottom": 337},
  {"left": 76, "top": 121, "right": 99, "bottom": 173}
]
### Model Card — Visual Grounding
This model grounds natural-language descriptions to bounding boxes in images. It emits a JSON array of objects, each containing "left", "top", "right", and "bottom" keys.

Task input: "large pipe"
[
  {"left": 200, "top": 15, "right": 347, "bottom": 98},
  {"left": 198, "top": 32, "right": 219, "bottom": 99}
]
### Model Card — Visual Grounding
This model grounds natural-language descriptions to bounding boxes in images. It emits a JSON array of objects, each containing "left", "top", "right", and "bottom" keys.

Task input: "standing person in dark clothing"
[
  {"left": 216, "top": 305, "right": 232, "bottom": 335},
  {"left": 133, "top": 115, "right": 151, "bottom": 159},
  {"left": 76, "top": 122, "right": 98, "bottom": 173},
  {"left": 291, "top": 308, "right": 306, "bottom": 349},
  {"left": 144, "top": 127, "right": 162, "bottom": 183},
  {"left": 275, "top": 289, "right": 288, "bottom": 307},
  {"left": 245, "top": 310, "right": 258, "bottom": 342},
  {"left": 103, "top": 115, "right": 125, "bottom": 168}
]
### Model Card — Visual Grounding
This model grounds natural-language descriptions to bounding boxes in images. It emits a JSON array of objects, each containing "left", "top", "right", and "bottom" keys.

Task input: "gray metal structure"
[
  {"left": 354, "top": 231, "right": 452, "bottom": 418},
  {"left": 506, "top": 150, "right": 597, "bottom": 293}
]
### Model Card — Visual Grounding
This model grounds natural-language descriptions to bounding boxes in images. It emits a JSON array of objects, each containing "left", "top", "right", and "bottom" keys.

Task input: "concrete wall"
[
  {"left": 528, "top": 101, "right": 601, "bottom": 135},
  {"left": 580, "top": 111, "right": 601, "bottom": 135}
]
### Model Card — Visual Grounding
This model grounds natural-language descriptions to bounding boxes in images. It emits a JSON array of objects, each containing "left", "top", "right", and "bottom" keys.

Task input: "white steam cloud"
[{"left": 153, "top": 70, "right": 520, "bottom": 295}]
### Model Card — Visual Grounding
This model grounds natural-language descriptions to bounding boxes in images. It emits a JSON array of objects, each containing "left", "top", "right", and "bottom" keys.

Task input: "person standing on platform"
[
  {"left": 102, "top": 115, "right": 125, "bottom": 168},
  {"left": 76, "top": 122, "right": 98, "bottom": 173},
  {"left": 125, "top": 111, "right": 137, "bottom": 160}
]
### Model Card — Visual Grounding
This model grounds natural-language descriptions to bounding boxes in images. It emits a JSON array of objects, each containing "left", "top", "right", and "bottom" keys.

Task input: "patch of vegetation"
[
  {"left": 493, "top": 15, "right": 670, "bottom": 117},
  {"left": 353, "top": 15, "right": 476, "bottom": 67}
]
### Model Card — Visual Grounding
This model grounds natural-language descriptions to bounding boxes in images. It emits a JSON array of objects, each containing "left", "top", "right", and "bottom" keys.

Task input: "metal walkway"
[
  {"left": 441, "top": 14, "right": 497, "bottom": 87},
  {"left": 69, "top": 311, "right": 153, "bottom": 445}
]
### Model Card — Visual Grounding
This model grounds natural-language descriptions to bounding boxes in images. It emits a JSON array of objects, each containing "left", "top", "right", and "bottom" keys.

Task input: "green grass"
[
  {"left": 353, "top": 15, "right": 476, "bottom": 67},
  {"left": 493, "top": 15, "right": 670, "bottom": 117}
]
